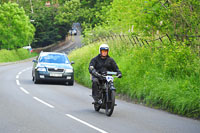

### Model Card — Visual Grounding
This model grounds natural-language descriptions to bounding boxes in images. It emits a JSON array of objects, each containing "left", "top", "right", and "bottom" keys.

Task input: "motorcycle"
[{"left": 93, "top": 71, "right": 119, "bottom": 117}]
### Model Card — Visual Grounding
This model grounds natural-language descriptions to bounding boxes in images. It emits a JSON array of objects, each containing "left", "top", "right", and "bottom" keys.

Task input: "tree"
[
  {"left": 0, "top": 2, "right": 35, "bottom": 49},
  {"left": 79, "top": 0, "right": 113, "bottom": 28},
  {"left": 93, "top": 0, "right": 199, "bottom": 39},
  {"left": 30, "top": 4, "right": 62, "bottom": 48},
  {"left": 55, "top": 0, "right": 81, "bottom": 27},
  {"left": 0, "top": 0, "right": 9, "bottom": 4}
]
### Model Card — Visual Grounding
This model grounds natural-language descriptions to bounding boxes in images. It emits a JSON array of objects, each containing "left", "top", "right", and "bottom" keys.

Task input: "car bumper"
[{"left": 35, "top": 71, "right": 74, "bottom": 82}]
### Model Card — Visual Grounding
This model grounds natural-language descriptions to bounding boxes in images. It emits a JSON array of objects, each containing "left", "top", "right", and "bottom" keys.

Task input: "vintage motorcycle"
[{"left": 93, "top": 71, "right": 119, "bottom": 117}]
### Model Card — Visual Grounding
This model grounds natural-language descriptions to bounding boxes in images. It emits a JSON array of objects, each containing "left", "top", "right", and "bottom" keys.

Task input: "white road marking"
[
  {"left": 16, "top": 80, "right": 20, "bottom": 86},
  {"left": 19, "top": 87, "right": 30, "bottom": 94},
  {"left": 18, "top": 72, "right": 22, "bottom": 75},
  {"left": 16, "top": 67, "right": 55, "bottom": 110},
  {"left": 66, "top": 114, "right": 108, "bottom": 133},
  {"left": 33, "top": 97, "right": 55, "bottom": 108}
]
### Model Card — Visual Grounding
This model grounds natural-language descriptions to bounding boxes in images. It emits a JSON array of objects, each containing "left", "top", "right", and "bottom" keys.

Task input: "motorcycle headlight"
[
  {"left": 37, "top": 67, "right": 46, "bottom": 72},
  {"left": 65, "top": 69, "right": 73, "bottom": 73}
]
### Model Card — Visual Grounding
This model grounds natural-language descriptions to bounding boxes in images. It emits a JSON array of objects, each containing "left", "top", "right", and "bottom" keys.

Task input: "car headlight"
[
  {"left": 65, "top": 69, "right": 73, "bottom": 73},
  {"left": 37, "top": 67, "right": 46, "bottom": 72}
]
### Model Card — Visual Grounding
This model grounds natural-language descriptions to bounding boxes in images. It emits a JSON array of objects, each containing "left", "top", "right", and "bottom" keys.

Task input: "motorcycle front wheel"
[
  {"left": 94, "top": 103, "right": 101, "bottom": 112},
  {"left": 106, "top": 90, "right": 116, "bottom": 116}
]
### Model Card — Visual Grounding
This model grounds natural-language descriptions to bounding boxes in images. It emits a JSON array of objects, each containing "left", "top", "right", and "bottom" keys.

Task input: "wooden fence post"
[
  {"left": 136, "top": 36, "right": 142, "bottom": 47},
  {"left": 128, "top": 36, "right": 134, "bottom": 46},
  {"left": 131, "top": 36, "right": 137, "bottom": 46}
]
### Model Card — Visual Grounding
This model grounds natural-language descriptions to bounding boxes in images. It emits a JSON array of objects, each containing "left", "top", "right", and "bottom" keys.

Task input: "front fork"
[
  {"left": 110, "top": 82, "right": 116, "bottom": 91},
  {"left": 106, "top": 82, "right": 115, "bottom": 102}
]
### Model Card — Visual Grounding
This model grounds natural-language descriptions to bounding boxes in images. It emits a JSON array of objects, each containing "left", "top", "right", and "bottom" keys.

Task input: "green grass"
[
  {"left": 68, "top": 37, "right": 200, "bottom": 119},
  {"left": 0, "top": 48, "right": 38, "bottom": 63}
]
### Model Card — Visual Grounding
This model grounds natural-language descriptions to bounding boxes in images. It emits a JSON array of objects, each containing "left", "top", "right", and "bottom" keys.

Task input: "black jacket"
[{"left": 89, "top": 54, "right": 121, "bottom": 76}]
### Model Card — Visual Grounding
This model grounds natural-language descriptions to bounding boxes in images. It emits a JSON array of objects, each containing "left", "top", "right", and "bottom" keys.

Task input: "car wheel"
[
  {"left": 68, "top": 80, "right": 74, "bottom": 86},
  {"left": 33, "top": 75, "right": 39, "bottom": 84},
  {"left": 32, "top": 72, "right": 34, "bottom": 81}
]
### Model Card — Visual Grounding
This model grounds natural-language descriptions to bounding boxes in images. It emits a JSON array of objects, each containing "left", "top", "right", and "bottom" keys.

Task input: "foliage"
[
  {"left": 0, "top": 0, "right": 12, "bottom": 4},
  {"left": 0, "top": 2, "right": 35, "bottom": 49},
  {"left": 0, "top": 0, "right": 113, "bottom": 47},
  {"left": 153, "top": 41, "right": 198, "bottom": 77},
  {"left": 80, "top": 0, "right": 113, "bottom": 29},
  {"left": 55, "top": 0, "right": 81, "bottom": 27},
  {"left": 0, "top": 0, "right": 76, "bottom": 48},
  {"left": 83, "top": 0, "right": 199, "bottom": 41},
  {"left": 68, "top": 37, "right": 200, "bottom": 118},
  {"left": 54, "top": 0, "right": 113, "bottom": 42},
  {"left": 140, "top": 0, "right": 200, "bottom": 38},
  {"left": 29, "top": 4, "right": 63, "bottom": 48},
  {"left": 0, "top": 48, "right": 37, "bottom": 63},
  {"left": 81, "top": 26, "right": 112, "bottom": 45}
]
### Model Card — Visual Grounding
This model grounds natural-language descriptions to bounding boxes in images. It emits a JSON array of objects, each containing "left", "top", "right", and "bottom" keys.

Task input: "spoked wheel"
[
  {"left": 106, "top": 90, "right": 116, "bottom": 117},
  {"left": 94, "top": 103, "right": 101, "bottom": 112}
]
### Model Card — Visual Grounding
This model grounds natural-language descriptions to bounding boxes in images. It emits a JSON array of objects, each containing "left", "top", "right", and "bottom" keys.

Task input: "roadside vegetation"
[
  {"left": 68, "top": 0, "right": 200, "bottom": 118},
  {"left": 0, "top": 2, "right": 37, "bottom": 63},
  {"left": 0, "top": 48, "right": 37, "bottom": 63},
  {"left": 69, "top": 37, "right": 200, "bottom": 118}
]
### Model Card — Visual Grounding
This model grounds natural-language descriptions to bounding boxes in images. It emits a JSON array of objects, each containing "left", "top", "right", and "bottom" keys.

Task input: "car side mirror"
[
  {"left": 32, "top": 59, "right": 38, "bottom": 63},
  {"left": 71, "top": 61, "right": 75, "bottom": 64}
]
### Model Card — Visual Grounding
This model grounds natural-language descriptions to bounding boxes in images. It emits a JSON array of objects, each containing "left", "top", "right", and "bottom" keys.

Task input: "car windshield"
[{"left": 39, "top": 54, "right": 69, "bottom": 64}]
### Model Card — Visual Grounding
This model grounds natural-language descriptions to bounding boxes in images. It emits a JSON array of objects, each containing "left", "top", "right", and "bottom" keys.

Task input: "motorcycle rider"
[{"left": 89, "top": 44, "right": 122, "bottom": 103}]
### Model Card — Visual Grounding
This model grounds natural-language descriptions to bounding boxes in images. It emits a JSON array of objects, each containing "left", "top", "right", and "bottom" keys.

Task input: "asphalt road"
[
  {"left": 55, "top": 28, "right": 83, "bottom": 54},
  {"left": 0, "top": 31, "right": 200, "bottom": 133}
]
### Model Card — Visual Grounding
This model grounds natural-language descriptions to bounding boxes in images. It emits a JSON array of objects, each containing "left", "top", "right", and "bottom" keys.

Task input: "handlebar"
[
  {"left": 102, "top": 71, "right": 120, "bottom": 78},
  {"left": 106, "top": 71, "right": 118, "bottom": 76},
  {"left": 101, "top": 71, "right": 117, "bottom": 76}
]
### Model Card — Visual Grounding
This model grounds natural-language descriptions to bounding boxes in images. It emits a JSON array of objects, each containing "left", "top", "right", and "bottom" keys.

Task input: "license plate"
[{"left": 50, "top": 73, "right": 62, "bottom": 77}]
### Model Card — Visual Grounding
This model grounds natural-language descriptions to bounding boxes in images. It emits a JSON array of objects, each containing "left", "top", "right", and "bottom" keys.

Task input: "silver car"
[{"left": 32, "top": 52, "right": 75, "bottom": 85}]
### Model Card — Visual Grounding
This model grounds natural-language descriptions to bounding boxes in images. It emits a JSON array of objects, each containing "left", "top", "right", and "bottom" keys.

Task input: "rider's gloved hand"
[
  {"left": 94, "top": 72, "right": 102, "bottom": 79},
  {"left": 117, "top": 73, "right": 122, "bottom": 78},
  {"left": 95, "top": 72, "right": 100, "bottom": 77},
  {"left": 95, "top": 72, "right": 105, "bottom": 80}
]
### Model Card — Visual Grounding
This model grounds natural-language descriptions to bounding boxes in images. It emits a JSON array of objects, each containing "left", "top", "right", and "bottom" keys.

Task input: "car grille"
[{"left": 48, "top": 68, "right": 64, "bottom": 72}]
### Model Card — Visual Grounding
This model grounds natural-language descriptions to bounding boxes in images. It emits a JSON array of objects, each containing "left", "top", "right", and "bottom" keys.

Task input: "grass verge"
[{"left": 0, "top": 48, "right": 37, "bottom": 63}]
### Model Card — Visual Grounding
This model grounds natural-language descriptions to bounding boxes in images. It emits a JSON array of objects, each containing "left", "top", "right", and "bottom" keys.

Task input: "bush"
[{"left": 0, "top": 48, "right": 37, "bottom": 63}]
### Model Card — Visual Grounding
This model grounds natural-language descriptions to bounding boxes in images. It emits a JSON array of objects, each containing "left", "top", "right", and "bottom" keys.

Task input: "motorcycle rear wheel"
[{"left": 106, "top": 90, "right": 115, "bottom": 116}]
